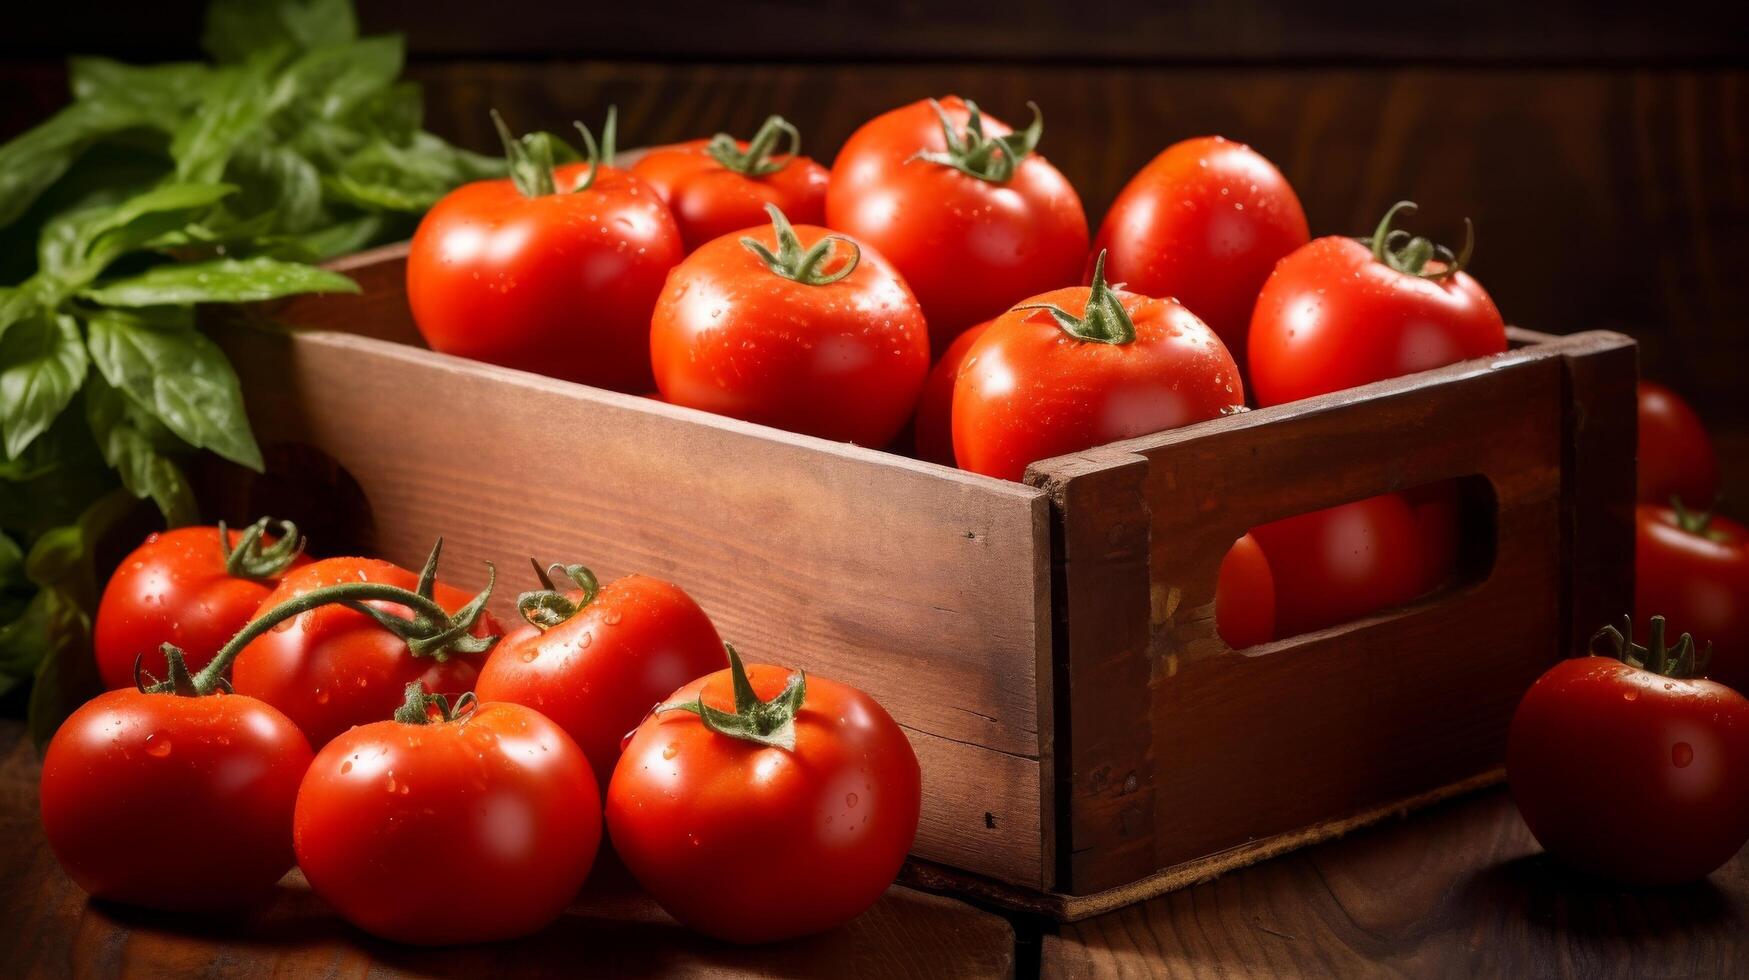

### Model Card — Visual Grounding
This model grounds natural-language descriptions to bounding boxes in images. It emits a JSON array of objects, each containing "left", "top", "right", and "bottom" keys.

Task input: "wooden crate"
[{"left": 203, "top": 244, "right": 1636, "bottom": 920}]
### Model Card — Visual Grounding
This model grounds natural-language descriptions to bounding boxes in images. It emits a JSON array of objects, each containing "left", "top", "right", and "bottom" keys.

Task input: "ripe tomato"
[
  {"left": 607, "top": 647, "right": 920, "bottom": 943},
  {"left": 230, "top": 544, "right": 500, "bottom": 747},
  {"left": 407, "top": 111, "right": 683, "bottom": 392},
  {"left": 1508, "top": 618, "right": 1749, "bottom": 885},
  {"left": 1635, "top": 502, "right": 1749, "bottom": 692},
  {"left": 1248, "top": 201, "right": 1507, "bottom": 406},
  {"left": 294, "top": 687, "right": 600, "bottom": 945},
  {"left": 631, "top": 115, "right": 830, "bottom": 252},
  {"left": 1250, "top": 493, "right": 1429, "bottom": 638},
  {"left": 912, "top": 319, "right": 992, "bottom": 465},
  {"left": 826, "top": 96, "right": 1088, "bottom": 349},
  {"left": 41, "top": 654, "right": 312, "bottom": 911},
  {"left": 1094, "top": 136, "right": 1309, "bottom": 364},
  {"left": 93, "top": 517, "right": 307, "bottom": 690},
  {"left": 1216, "top": 533, "right": 1275, "bottom": 648},
  {"left": 476, "top": 562, "right": 725, "bottom": 789},
  {"left": 951, "top": 252, "right": 1244, "bottom": 482},
  {"left": 650, "top": 205, "right": 930, "bottom": 447},
  {"left": 1637, "top": 381, "right": 1719, "bottom": 506}
]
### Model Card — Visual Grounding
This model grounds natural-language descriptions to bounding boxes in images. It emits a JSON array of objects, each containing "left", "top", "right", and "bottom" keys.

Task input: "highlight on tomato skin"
[
  {"left": 1216, "top": 533, "right": 1275, "bottom": 649},
  {"left": 1635, "top": 380, "right": 1720, "bottom": 507},
  {"left": 1634, "top": 502, "right": 1749, "bottom": 693},
  {"left": 912, "top": 319, "right": 993, "bottom": 466}
]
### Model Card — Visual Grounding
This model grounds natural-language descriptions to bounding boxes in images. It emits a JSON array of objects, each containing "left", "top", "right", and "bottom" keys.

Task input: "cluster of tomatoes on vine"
[{"left": 43, "top": 520, "right": 920, "bottom": 945}]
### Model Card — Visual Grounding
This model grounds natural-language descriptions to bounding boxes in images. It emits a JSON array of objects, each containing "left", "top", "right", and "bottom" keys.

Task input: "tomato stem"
[
  {"left": 219, "top": 516, "right": 304, "bottom": 582},
  {"left": 655, "top": 643, "right": 807, "bottom": 750},
  {"left": 914, "top": 98, "right": 1042, "bottom": 184},
  {"left": 569, "top": 106, "right": 617, "bottom": 194},
  {"left": 1669, "top": 495, "right": 1730, "bottom": 542},
  {"left": 740, "top": 204, "right": 860, "bottom": 286},
  {"left": 1591, "top": 614, "right": 1713, "bottom": 679},
  {"left": 1363, "top": 201, "right": 1474, "bottom": 281},
  {"left": 491, "top": 107, "right": 616, "bottom": 198},
  {"left": 516, "top": 559, "right": 601, "bottom": 630},
  {"left": 1011, "top": 249, "right": 1137, "bottom": 345},
  {"left": 705, "top": 114, "right": 801, "bottom": 177},
  {"left": 392, "top": 681, "right": 478, "bottom": 725}
]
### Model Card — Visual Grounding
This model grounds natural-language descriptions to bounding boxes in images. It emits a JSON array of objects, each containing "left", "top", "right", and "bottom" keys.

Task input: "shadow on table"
[{"left": 1463, "top": 852, "right": 1739, "bottom": 939}]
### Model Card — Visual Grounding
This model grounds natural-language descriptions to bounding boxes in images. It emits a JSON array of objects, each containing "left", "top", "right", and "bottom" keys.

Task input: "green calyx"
[
  {"left": 656, "top": 643, "right": 806, "bottom": 751},
  {"left": 219, "top": 515, "right": 304, "bottom": 582},
  {"left": 491, "top": 106, "right": 618, "bottom": 198},
  {"left": 136, "top": 537, "right": 499, "bottom": 698},
  {"left": 1011, "top": 249, "right": 1136, "bottom": 345},
  {"left": 1669, "top": 495, "right": 1730, "bottom": 542},
  {"left": 516, "top": 558, "right": 601, "bottom": 630},
  {"left": 392, "top": 681, "right": 478, "bottom": 726},
  {"left": 1363, "top": 201, "right": 1475, "bottom": 280},
  {"left": 915, "top": 98, "right": 1042, "bottom": 184},
  {"left": 705, "top": 114, "right": 801, "bottom": 177},
  {"left": 741, "top": 204, "right": 859, "bottom": 286},
  {"left": 1592, "top": 614, "right": 1713, "bottom": 680}
]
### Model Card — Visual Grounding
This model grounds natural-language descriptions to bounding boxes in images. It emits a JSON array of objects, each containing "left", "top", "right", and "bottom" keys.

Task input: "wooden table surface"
[{"left": 5, "top": 716, "right": 1744, "bottom": 979}]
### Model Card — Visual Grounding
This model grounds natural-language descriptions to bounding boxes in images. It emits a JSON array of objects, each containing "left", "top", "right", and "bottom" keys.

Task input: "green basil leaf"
[
  {"left": 290, "top": 212, "right": 394, "bottom": 261},
  {"left": 204, "top": 0, "right": 359, "bottom": 64},
  {"left": 172, "top": 51, "right": 293, "bottom": 184},
  {"left": 39, "top": 181, "right": 237, "bottom": 287},
  {"left": 0, "top": 313, "right": 88, "bottom": 459},
  {"left": 325, "top": 132, "right": 506, "bottom": 213},
  {"left": 0, "top": 286, "right": 41, "bottom": 342},
  {"left": 0, "top": 588, "right": 71, "bottom": 702},
  {"left": 282, "top": 35, "right": 404, "bottom": 124},
  {"left": 225, "top": 144, "right": 323, "bottom": 233},
  {"left": 0, "top": 531, "right": 22, "bottom": 587},
  {"left": 0, "top": 99, "right": 153, "bottom": 229},
  {"left": 80, "top": 255, "right": 358, "bottom": 306},
  {"left": 0, "top": 407, "right": 117, "bottom": 536},
  {"left": 68, "top": 57, "right": 213, "bottom": 128},
  {"left": 84, "top": 307, "right": 263, "bottom": 471},
  {"left": 85, "top": 378, "right": 197, "bottom": 524}
]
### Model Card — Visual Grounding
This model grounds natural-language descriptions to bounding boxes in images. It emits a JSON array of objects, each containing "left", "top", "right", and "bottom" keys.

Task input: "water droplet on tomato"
[
  {"left": 846, "top": 792, "right": 859, "bottom": 808},
  {"left": 662, "top": 743, "right": 679, "bottom": 760},
  {"left": 1623, "top": 689, "right": 1639, "bottom": 701},
  {"left": 1673, "top": 742, "right": 1694, "bottom": 768},
  {"left": 578, "top": 632, "right": 593, "bottom": 648},
  {"left": 386, "top": 772, "right": 398, "bottom": 793},
  {"left": 520, "top": 650, "right": 537, "bottom": 663},
  {"left": 145, "top": 734, "right": 171, "bottom": 758},
  {"left": 340, "top": 760, "right": 353, "bottom": 774},
  {"left": 315, "top": 689, "right": 330, "bottom": 704},
  {"left": 603, "top": 610, "right": 622, "bottom": 625}
]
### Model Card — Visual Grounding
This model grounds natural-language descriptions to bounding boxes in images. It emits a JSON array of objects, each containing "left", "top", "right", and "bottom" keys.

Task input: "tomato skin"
[
  {"left": 230, "top": 558, "right": 498, "bottom": 748},
  {"left": 650, "top": 221, "right": 930, "bottom": 446},
  {"left": 912, "top": 319, "right": 992, "bottom": 465},
  {"left": 1405, "top": 480, "right": 1464, "bottom": 593},
  {"left": 632, "top": 140, "right": 829, "bottom": 252},
  {"left": 1635, "top": 505, "right": 1749, "bottom": 693},
  {"left": 93, "top": 526, "right": 307, "bottom": 690},
  {"left": 1247, "top": 235, "right": 1507, "bottom": 406},
  {"left": 476, "top": 574, "right": 725, "bottom": 789},
  {"left": 406, "top": 164, "right": 683, "bottom": 392},
  {"left": 1216, "top": 533, "right": 1275, "bottom": 648},
  {"left": 1094, "top": 136, "right": 1308, "bottom": 365},
  {"left": 40, "top": 689, "right": 313, "bottom": 911},
  {"left": 951, "top": 287, "right": 1243, "bottom": 482},
  {"left": 1507, "top": 655, "right": 1749, "bottom": 885},
  {"left": 1250, "top": 493, "right": 1429, "bottom": 638},
  {"left": 1637, "top": 381, "right": 1719, "bottom": 506},
  {"left": 826, "top": 96, "right": 1089, "bottom": 348},
  {"left": 294, "top": 702, "right": 600, "bottom": 945},
  {"left": 607, "top": 663, "right": 921, "bottom": 943}
]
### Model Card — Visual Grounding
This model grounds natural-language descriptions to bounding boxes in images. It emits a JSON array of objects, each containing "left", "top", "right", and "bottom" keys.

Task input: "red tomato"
[
  {"left": 650, "top": 205, "right": 930, "bottom": 446},
  {"left": 41, "top": 669, "right": 312, "bottom": 911},
  {"left": 1636, "top": 503, "right": 1749, "bottom": 692},
  {"left": 1094, "top": 136, "right": 1309, "bottom": 364},
  {"left": 93, "top": 518, "right": 307, "bottom": 690},
  {"left": 1248, "top": 201, "right": 1507, "bottom": 406},
  {"left": 1405, "top": 480, "right": 1463, "bottom": 594},
  {"left": 631, "top": 115, "right": 830, "bottom": 252},
  {"left": 826, "top": 96, "right": 1088, "bottom": 349},
  {"left": 951, "top": 252, "right": 1244, "bottom": 482},
  {"left": 607, "top": 648, "right": 920, "bottom": 943},
  {"left": 476, "top": 562, "right": 725, "bottom": 789},
  {"left": 1251, "top": 493, "right": 1429, "bottom": 638},
  {"left": 230, "top": 547, "right": 500, "bottom": 747},
  {"left": 1637, "top": 381, "right": 1719, "bottom": 506},
  {"left": 407, "top": 112, "right": 683, "bottom": 392},
  {"left": 1508, "top": 618, "right": 1749, "bottom": 885},
  {"left": 912, "top": 319, "right": 992, "bottom": 465},
  {"left": 294, "top": 688, "right": 600, "bottom": 945},
  {"left": 1216, "top": 533, "right": 1275, "bottom": 648}
]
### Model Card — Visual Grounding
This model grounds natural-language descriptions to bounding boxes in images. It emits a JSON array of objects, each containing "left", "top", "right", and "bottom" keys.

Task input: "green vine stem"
[
  {"left": 915, "top": 98, "right": 1042, "bottom": 183},
  {"left": 516, "top": 558, "right": 601, "bottom": 630},
  {"left": 392, "top": 681, "right": 479, "bottom": 725},
  {"left": 656, "top": 643, "right": 807, "bottom": 750},
  {"left": 1592, "top": 614, "right": 1713, "bottom": 679},
  {"left": 1011, "top": 249, "right": 1136, "bottom": 345},
  {"left": 136, "top": 538, "right": 499, "bottom": 698},
  {"left": 1362, "top": 201, "right": 1475, "bottom": 280},
  {"left": 491, "top": 106, "right": 618, "bottom": 198},
  {"left": 741, "top": 204, "right": 859, "bottom": 286},
  {"left": 705, "top": 114, "right": 800, "bottom": 177},
  {"left": 219, "top": 515, "right": 304, "bottom": 582},
  {"left": 1669, "top": 495, "right": 1730, "bottom": 542}
]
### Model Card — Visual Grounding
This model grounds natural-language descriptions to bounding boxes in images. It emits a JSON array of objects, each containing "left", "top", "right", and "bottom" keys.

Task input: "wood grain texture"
[{"left": 0, "top": 722, "right": 1016, "bottom": 980}]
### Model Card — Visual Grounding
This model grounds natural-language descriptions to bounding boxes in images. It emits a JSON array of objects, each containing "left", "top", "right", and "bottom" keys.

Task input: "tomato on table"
[
  {"left": 826, "top": 96, "right": 1088, "bottom": 349},
  {"left": 651, "top": 204, "right": 930, "bottom": 447},
  {"left": 407, "top": 110, "right": 683, "bottom": 392},
  {"left": 294, "top": 685, "right": 601, "bottom": 945},
  {"left": 951, "top": 251, "right": 1244, "bottom": 482},
  {"left": 1094, "top": 135, "right": 1309, "bottom": 365},
  {"left": 1249, "top": 493, "right": 1430, "bottom": 638},
  {"left": 1247, "top": 201, "right": 1507, "bottom": 407},
  {"left": 476, "top": 561, "right": 725, "bottom": 788},
  {"left": 1216, "top": 533, "right": 1275, "bottom": 648},
  {"left": 1636, "top": 380, "right": 1719, "bottom": 506},
  {"left": 93, "top": 517, "right": 307, "bottom": 690},
  {"left": 607, "top": 646, "right": 920, "bottom": 943},
  {"left": 1508, "top": 617, "right": 1749, "bottom": 885},
  {"left": 40, "top": 649, "right": 312, "bottom": 911},
  {"left": 631, "top": 114, "right": 830, "bottom": 252},
  {"left": 912, "top": 319, "right": 992, "bottom": 465},
  {"left": 1635, "top": 502, "right": 1749, "bottom": 692}
]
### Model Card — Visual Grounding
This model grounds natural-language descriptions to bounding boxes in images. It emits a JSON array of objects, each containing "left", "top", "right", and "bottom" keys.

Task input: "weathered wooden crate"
[{"left": 203, "top": 243, "right": 1636, "bottom": 920}]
